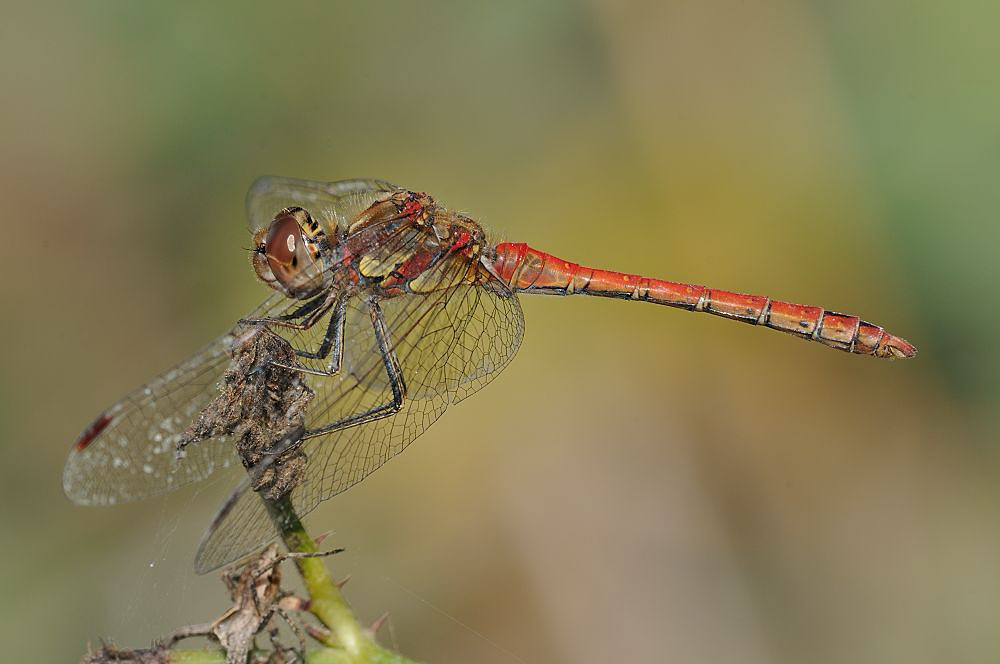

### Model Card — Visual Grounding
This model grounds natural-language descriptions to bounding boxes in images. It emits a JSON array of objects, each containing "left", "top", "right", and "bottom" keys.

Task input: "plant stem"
[{"left": 265, "top": 495, "right": 421, "bottom": 663}]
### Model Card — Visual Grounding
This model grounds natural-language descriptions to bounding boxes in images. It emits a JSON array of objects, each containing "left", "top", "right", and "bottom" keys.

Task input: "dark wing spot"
[{"left": 74, "top": 413, "right": 112, "bottom": 450}]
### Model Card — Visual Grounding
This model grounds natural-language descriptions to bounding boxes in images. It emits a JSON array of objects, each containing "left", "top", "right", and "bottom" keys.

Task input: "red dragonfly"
[{"left": 64, "top": 177, "right": 916, "bottom": 573}]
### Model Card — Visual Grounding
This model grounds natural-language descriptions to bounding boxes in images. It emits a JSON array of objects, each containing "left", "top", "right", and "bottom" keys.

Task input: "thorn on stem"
[
  {"left": 370, "top": 611, "right": 390, "bottom": 635},
  {"left": 304, "top": 623, "right": 332, "bottom": 643}
]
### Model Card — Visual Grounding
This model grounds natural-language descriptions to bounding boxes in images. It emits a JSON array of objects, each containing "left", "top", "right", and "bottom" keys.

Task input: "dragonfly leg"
[
  {"left": 302, "top": 299, "right": 407, "bottom": 438},
  {"left": 244, "top": 292, "right": 336, "bottom": 331},
  {"left": 269, "top": 295, "right": 348, "bottom": 376},
  {"left": 274, "top": 293, "right": 328, "bottom": 322},
  {"left": 294, "top": 294, "right": 347, "bottom": 362}
]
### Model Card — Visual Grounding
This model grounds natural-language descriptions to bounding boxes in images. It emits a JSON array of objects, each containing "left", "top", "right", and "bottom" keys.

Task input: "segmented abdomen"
[{"left": 492, "top": 242, "right": 916, "bottom": 359}]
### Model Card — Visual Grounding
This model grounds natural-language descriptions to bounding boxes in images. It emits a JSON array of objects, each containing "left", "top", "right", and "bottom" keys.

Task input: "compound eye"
[
  {"left": 256, "top": 208, "right": 326, "bottom": 299},
  {"left": 264, "top": 212, "right": 302, "bottom": 273}
]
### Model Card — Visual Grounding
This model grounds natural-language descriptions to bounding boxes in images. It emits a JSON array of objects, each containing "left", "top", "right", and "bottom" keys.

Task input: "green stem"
[
  {"left": 265, "top": 495, "right": 422, "bottom": 663},
  {"left": 266, "top": 495, "right": 365, "bottom": 651}
]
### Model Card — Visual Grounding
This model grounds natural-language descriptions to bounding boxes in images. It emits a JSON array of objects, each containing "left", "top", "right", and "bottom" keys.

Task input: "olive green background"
[{"left": 1, "top": 2, "right": 997, "bottom": 662}]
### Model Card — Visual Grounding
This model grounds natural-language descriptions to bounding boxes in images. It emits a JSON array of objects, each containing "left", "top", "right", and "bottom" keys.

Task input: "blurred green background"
[{"left": 1, "top": 1, "right": 997, "bottom": 662}]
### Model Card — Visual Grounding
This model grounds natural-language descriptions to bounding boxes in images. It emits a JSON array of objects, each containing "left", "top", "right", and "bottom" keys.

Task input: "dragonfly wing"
[
  {"left": 191, "top": 259, "right": 524, "bottom": 572},
  {"left": 62, "top": 293, "right": 295, "bottom": 506},
  {"left": 246, "top": 176, "right": 400, "bottom": 236},
  {"left": 295, "top": 260, "right": 525, "bottom": 513},
  {"left": 445, "top": 271, "right": 525, "bottom": 404},
  {"left": 63, "top": 337, "right": 240, "bottom": 506},
  {"left": 194, "top": 479, "right": 276, "bottom": 574}
]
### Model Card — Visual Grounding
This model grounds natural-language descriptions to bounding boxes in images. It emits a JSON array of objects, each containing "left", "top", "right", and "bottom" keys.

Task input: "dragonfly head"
[{"left": 252, "top": 207, "right": 329, "bottom": 299}]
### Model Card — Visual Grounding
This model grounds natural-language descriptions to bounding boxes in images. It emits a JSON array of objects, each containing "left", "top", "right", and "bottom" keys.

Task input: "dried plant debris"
[
  {"left": 84, "top": 330, "right": 331, "bottom": 663},
  {"left": 181, "top": 324, "right": 314, "bottom": 501},
  {"left": 81, "top": 643, "right": 170, "bottom": 664},
  {"left": 82, "top": 545, "right": 326, "bottom": 664}
]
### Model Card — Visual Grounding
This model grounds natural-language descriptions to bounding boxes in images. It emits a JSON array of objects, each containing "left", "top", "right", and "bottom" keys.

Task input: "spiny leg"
[
  {"left": 251, "top": 292, "right": 347, "bottom": 364},
  {"left": 268, "top": 294, "right": 348, "bottom": 375},
  {"left": 245, "top": 291, "right": 337, "bottom": 332},
  {"left": 303, "top": 298, "right": 407, "bottom": 438},
  {"left": 245, "top": 291, "right": 327, "bottom": 326},
  {"left": 296, "top": 295, "right": 347, "bottom": 362}
]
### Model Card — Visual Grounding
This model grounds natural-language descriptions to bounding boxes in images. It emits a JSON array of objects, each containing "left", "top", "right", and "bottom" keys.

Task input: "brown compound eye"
[
  {"left": 264, "top": 212, "right": 302, "bottom": 272},
  {"left": 254, "top": 208, "right": 325, "bottom": 298}
]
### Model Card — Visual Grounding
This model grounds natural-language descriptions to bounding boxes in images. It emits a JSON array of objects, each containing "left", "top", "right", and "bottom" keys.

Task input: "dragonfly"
[{"left": 64, "top": 176, "right": 916, "bottom": 573}]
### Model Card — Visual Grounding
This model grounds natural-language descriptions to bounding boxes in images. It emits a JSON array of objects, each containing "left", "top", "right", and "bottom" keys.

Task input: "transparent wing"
[
  {"left": 246, "top": 176, "right": 400, "bottom": 236},
  {"left": 448, "top": 273, "right": 527, "bottom": 404},
  {"left": 194, "top": 259, "right": 524, "bottom": 572},
  {"left": 194, "top": 480, "right": 273, "bottom": 574},
  {"left": 62, "top": 293, "right": 291, "bottom": 506}
]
